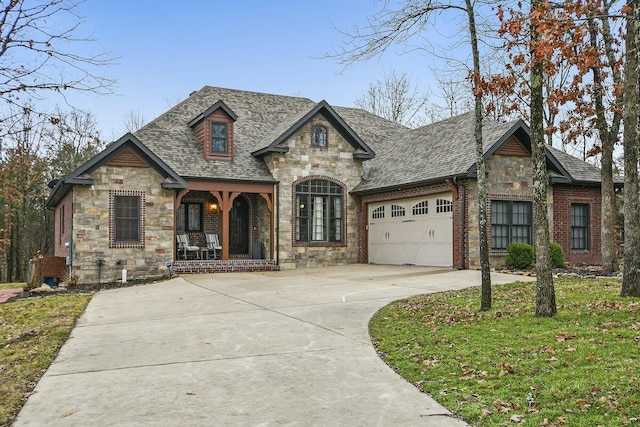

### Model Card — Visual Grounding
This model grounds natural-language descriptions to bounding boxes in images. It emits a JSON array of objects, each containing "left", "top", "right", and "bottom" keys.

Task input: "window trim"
[
  {"left": 311, "top": 125, "right": 328, "bottom": 148},
  {"left": 110, "top": 190, "right": 145, "bottom": 248},
  {"left": 176, "top": 202, "right": 203, "bottom": 232},
  {"left": 570, "top": 203, "right": 589, "bottom": 250},
  {"left": 293, "top": 178, "right": 345, "bottom": 246},
  {"left": 490, "top": 200, "right": 532, "bottom": 250},
  {"left": 210, "top": 121, "right": 228, "bottom": 154}
]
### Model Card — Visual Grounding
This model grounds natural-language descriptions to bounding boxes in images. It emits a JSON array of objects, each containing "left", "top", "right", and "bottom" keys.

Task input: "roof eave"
[{"left": 251, "top": 146, "right": 290, "bottom": 157}]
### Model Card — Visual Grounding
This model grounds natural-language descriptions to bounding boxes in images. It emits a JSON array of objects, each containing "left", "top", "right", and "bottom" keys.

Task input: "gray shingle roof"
[
  {"left": 352, "top": 112, "right": 520, "bottom": 193},
  {"left": 546, "top": 145, "right": 620, "bottom": 184},
  {"left": 133, "top": 86, "right": 406, "bottom": 183},
  {"left": 131, "top": 86, "right": 609, "bottom": 192},
  {"left": 134, "top": 86, "right": 317, "bottom": 182}
]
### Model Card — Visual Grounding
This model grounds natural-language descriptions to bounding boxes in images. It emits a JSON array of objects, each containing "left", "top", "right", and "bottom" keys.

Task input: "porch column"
[{"left": 220, "top": 191, "right": 241, "bottom": 260}]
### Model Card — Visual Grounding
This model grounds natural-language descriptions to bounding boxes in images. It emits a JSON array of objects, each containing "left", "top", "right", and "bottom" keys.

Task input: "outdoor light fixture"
[{"left": 209, "top": 203, "right": 218, "bottom": 212}]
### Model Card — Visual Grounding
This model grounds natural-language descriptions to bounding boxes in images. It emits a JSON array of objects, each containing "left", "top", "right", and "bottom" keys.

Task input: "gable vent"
[
  {"left": 495, "top": 136, "right": 529, "bottom": 157},
  {"left": 105, "top": 148, "right": 150, "bottom": 168}
]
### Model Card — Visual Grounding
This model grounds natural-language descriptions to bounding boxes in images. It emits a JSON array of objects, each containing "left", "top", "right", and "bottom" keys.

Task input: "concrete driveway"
[{"left": 14, "top": 265, "right": 533, "bottom": 426}]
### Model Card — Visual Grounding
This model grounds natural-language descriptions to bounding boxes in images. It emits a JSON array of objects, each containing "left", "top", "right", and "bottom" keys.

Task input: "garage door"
[{"left": 368, "top": 194, "right": 453, "bottom": 267}]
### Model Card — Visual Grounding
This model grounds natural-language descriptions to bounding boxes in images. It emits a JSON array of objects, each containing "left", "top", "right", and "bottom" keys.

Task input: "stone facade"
[
  {"left": 71, "top": 165, "right": 174, "bottom": 283},
  {"left": 265, "top": 116, "right": 364, "bottom": 269}
]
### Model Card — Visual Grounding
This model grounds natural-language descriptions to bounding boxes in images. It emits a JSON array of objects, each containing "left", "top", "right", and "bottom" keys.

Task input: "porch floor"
[{"left": 173, "top": 259, "right": 279, "bottom": 274}]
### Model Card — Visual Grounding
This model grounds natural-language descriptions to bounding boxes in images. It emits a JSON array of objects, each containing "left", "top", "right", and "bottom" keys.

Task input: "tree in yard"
[
  {"left": 0, "top": 0, "right": 114, "bottom": 135},
  {"left": 333, "top": 0, "right": 493, "bottom": 310},
  {"left": 355, "top": 70, "right": 429, "bottom": 127},
  {"left": 45, "top": 107, "right": 104, "bottom": 178},
  {"left": 621, "top": 0, "right": 640, "bottom": 297}
]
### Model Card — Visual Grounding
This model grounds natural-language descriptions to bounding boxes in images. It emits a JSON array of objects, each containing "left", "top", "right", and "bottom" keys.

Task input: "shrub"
[
  {"left": 550, "top": 242, "right": 565, "bottom": 268},
  {"left": 505, "top": 242, "right": 535, "bottom": 269}
]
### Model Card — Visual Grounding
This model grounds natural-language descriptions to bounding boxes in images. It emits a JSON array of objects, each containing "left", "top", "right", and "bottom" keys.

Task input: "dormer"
[{"left": 188, "top": 100, "right": 238, "bottom": 161}]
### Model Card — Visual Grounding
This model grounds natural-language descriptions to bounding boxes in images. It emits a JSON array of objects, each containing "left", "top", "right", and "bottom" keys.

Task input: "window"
[
  {"left": 436, "top": 199, "right": 452, "bottom": 213},
  {"left": 571, "top": 204, "right": 589, "bottom": 250},
  {"left": 211, "top": 122, "right": 228, "bottom": 153},
  {"left": 391, "top": 204, "right": 406, "bottom": 217},
  {"left": 311, "top": 125, "right": 327, "bottom": 147},
  {"left": 295, "top": 179, "right": 343, "bottom": 243},
  {"left": 176, "top": 203, "right": 202, "bottom": 232},
  {"left": 413, "top": 200, "right": 428, "bottom": 216},
  {"left": 372, "top": 206, "right": 385, "bottom": 219},
  {"left": 114, "top": 196, "right": 140, "bottom": 242},
  {"left": 491, "top": 200, "right": 532, "bottom": 250}
]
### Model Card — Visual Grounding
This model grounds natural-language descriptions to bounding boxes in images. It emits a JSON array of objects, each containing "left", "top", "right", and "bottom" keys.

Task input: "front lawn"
[
  {"left": 0, "top": 295, "right": 91, "bottom": 426},
  {"left": 370, "top": 277, "right": 640, "bottom": 426}
]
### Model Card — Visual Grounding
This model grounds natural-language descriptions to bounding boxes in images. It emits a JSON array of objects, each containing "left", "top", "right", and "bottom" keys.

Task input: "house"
[{"left": 45, "top": 86, "right": 614, "bottom": 283}]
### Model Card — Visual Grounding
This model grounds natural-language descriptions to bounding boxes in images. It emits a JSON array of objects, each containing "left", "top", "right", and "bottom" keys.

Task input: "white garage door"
[{"left": 368, "top": 194, "right": 453, "bottom": 267}]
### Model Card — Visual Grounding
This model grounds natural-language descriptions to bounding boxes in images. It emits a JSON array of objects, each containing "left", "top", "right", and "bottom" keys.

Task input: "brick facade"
[{"left": 552, "top": 185, "right": 603, "bottom": 264}]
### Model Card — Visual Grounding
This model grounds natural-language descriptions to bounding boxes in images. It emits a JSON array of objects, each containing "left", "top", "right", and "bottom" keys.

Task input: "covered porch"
[{"left": 174, "top": 181, "right": 277, "bottom": 270}]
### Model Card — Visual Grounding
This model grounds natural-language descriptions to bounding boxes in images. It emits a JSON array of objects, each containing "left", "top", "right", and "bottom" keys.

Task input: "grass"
[
  {"left": 0, "top": 282, "right": 25, "bottom": 291},
  {"left": 0, "top": 295, "right": 91, "bottom": 426},
  {"left": 370, "top": 277, "right": 640, "bottom": 426}
]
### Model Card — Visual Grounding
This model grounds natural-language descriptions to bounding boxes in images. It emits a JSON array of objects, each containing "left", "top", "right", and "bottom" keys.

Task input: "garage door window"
[
  {"left": 295, "top": 179, "right": 344, "bottom": 243},
  {"left": 491, "top": 200, "right": 532, "bottom": 250},
  {"left": 413, "top": 200, "right": 428, "bottom": 215},
  {"left": 372, "top": 206, "right": 385, "bottom": 219},
  {"left": 391, "top": 204, "right": 405, "bottom": 217},
  {"left": 436, "top": 199, "right": 452, "bottom": 213}
]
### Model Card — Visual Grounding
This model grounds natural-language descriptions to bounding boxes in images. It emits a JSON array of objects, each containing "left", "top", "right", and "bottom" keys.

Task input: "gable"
[
  {"left": 105, "top": 147, "right": 150, "bottom": 168},
  {"left": 189, "top": 101, "right": 237, "bottom": 161},
  {"left": 251, "top": 101, "right": 375, "bottom": 160},
  {"left": 494, "top": 136, "right": 529, "bottom": 157},
  {"left": 46, "top": 133, "right": 186, "bottom": 208}
]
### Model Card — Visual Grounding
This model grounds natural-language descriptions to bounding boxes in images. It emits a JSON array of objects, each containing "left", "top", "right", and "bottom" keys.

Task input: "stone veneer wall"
[
  {"left": 465, "top": 153, "right": 554, "bottom": 268},
  {"left": 264, "top": 115, "right": 363, "bottom": 269},
  {"left": 71, "top": 165, "right": 174, "bottom": 283}
]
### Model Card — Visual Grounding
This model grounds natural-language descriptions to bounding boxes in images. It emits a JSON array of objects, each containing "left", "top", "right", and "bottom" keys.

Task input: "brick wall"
[
  {"left": 53, "top": 191, "right": 73, "bottom": 258},
  {"left": 552, "top": 185, "right": 602, "bottom": 264}
]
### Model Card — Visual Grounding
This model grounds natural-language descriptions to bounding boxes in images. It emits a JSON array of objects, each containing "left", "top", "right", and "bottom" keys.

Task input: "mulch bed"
[{"left": 4, "top": 276, "right": 171, "bottom": 303}]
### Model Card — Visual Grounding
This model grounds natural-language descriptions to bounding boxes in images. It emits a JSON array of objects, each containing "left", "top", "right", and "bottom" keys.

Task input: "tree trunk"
[
  {"left": 465, "top": 0, "right": 491, "bottom": 311},
  {"left": 531, "top": 0, "right": 556, "bottom": 317},
  {"left": 588, "top": 14, "right": 620, "bottom": 274},
  {"left": 622, "top": 0, "right": 640, "bottom": 297}
]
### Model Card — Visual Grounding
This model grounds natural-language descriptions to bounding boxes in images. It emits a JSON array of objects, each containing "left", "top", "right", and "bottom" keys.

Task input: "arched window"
[
  {"left": 391, "top": 204, "right": 406, "bottom": 217},
  {"left": 295, "top": 179, "right": 343, "bottom": 242},
  {"left": 311, "top": 125, "right": 327, "bottom": 147},
  {"left": 372, "top": 206, "right": 385, "bottom": 219},
  {"left": 412, "top": 200, "right": 428, "bottom": 216}
]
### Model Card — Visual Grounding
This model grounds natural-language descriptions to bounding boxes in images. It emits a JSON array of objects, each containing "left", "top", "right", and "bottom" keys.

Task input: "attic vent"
[
  {"left": 496, "top": 136, "right": 529, "bottom": 157},
  {"left": 106, "top": 148, "right": 149, "bottom": 168}
]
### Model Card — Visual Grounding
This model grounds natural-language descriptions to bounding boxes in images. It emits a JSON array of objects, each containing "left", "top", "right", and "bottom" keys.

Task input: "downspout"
[
  {"left": 275, "top": 182, "right": 280, "bottom": 265},
  {"left": 461, "top": 183, "right": 466, "bottom": 270}
]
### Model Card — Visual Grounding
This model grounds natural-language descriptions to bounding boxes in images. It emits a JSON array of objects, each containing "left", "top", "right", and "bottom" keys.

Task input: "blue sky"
[{"left": 59, "top": 0, "right": 462, "bottom": 140}]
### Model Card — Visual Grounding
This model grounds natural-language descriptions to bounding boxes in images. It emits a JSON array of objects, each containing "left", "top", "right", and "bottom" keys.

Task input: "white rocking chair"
[
  {"left": 206, "top": 233, "right": 222, "bottom": 259},
  {"left": 177, "top": 233, "right": 200, "bottom": 259}
]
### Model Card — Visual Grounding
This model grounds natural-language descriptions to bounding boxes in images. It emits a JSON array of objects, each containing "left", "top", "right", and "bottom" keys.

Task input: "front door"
[{"left": 230, "top": 196, "right": 249, "bottom": 254}]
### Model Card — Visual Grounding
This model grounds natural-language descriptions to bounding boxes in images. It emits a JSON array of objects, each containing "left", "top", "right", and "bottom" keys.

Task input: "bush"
[
  {"left": 505, "top": 242, "right": 535, "bottom": 269},
  {"left": 550, "top": 242, "right": 565, "bottom": 268}
]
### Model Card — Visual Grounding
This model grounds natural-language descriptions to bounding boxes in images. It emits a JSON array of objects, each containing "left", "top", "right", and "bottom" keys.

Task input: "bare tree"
[
  {"left": 333, "top": 0, "right": 494, "bottom": 310},
  {"left": 0, "top": 0, "right": 115, "bottom": 135},
  {"left": 621, "top": 0, "right": 640, "bottom": 297},
  {"left": 355, "top": 70, "right": 428, "bottom": 127},
  {"left": 124, "top": 110, "right": 147, "bottom": 133}
]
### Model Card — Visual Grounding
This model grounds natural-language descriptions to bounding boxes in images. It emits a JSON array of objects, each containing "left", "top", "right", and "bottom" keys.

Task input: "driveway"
[{"left": 14, "top": 265, "right": 533, "bottom": 426}]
